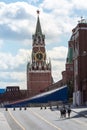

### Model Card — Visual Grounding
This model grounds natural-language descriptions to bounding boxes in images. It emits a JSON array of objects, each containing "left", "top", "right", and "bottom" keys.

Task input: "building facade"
[
  {"left": 72, "top": 19, "right": 87, "bottom": 105},
  {"left": 27, "top": 11, "right": 53, "bottom": 96},
  {"left": 62, "top": 18, "right": 87, "bottom": 105}
]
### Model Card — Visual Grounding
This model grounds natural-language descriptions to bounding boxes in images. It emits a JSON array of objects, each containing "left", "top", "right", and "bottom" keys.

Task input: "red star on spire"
[{"left": 37, "top": 10, "right": 40, "bottom": 14}]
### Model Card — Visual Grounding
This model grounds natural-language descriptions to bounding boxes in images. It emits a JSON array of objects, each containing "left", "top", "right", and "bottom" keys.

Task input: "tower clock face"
[{"left": 36, "top": 52, "right": 43, "bottom": 60}]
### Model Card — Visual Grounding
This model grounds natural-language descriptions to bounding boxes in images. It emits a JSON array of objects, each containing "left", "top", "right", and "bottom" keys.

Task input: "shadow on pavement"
[{"left": 72, "top": 109, "right": 87, "bottom": 118}]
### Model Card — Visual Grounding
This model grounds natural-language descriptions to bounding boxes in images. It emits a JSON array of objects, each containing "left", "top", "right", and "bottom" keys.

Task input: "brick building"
[
  {"left": 62, "top": 18, "right": 87, "bottom": 105},
  {"left": 27, "top": 11, "right": 53, "bottom": 96},
  {"left": 72, "top": 19, "right": 87, "bottom": 105}
]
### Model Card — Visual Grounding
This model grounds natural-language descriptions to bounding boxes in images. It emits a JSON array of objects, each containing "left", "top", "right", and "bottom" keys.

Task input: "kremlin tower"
[{"left": 27, "top": 11, "right": 53, "bottom": 96}]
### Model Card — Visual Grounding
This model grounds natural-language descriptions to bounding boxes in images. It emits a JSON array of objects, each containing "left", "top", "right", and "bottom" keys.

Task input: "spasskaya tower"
[{"left": 27, "top": 11, "right": 53, "bottom": 96}]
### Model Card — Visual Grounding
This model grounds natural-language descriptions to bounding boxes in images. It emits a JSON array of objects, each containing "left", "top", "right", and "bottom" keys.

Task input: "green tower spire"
[
  {"left": 67, "top": 47, "right": 73, "bottom": 63},
  {"left": 35, "top": 10, "right": 42, "bottom": 35}
]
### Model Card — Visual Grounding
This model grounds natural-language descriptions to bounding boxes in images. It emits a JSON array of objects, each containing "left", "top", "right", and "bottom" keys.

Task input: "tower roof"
[
  {"left": 66, "top": 47, "right": 73, "bottom": 64},
  {"left": 35, "top": 10, "right": 42, "bottom": 35}
]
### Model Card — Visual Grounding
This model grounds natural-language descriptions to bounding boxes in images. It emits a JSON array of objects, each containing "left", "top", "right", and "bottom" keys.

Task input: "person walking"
[
  {"left": 67, "top": 106, "right": 71, "bottom": 118},
  {"left": 60, "top": 106, "right": 66, "bottom": 118},
  {"left": 60, "top": 108, "right": 63, "bottom": 118}
]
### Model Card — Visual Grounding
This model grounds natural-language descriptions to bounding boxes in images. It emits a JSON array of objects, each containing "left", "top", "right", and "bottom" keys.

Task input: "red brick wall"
[
  {"left": 28, "top": 71, "right": 52, "bottom": 95},
  {"left": 62, "top": 63, "right": 73, "bottom": 85}
]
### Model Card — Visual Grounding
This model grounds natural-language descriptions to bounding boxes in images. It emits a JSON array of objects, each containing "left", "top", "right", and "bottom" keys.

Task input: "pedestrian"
[
  {"left": 60, "top": 108, "right": 63, "bottom": 118},
  {"left": 63, "top": 108, "right": 66, "bottom": 118},
  {"left": 67, "top": 106, "right": 71, "bottom": 118},
  {"left": 60, "top": 106, "right": 66, "bottom": 118}
]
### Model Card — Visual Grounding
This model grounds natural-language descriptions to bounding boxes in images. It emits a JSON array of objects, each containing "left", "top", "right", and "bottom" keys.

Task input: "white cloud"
[
  {"left": 0, "top": 49, "right": 31, "bottom": 70},
  {"left": 0, "top": 2, "right": 37, "bottom": 40},
  {"left": 0, "top": 49, "right": 30, "bottom": 89},
  {"left": 71, "top": 0, "right": 87, "bottom": 9},
  {"left": 0, "top": 1, "right": 75, "bottom": 43},
  {"left": 47, "top": 46, "right": 68, "bottom": 59},
  {"left": 41, "top": 0, "right": 87, "bottom": 11},
  {"left": 0, "top": 72, "right": 27, "bottom": 89},
  {"left": 47, "top": 46, "right": 68, "bottom": 82},
  {"left": 0, "top": 1, "right": 87, "bottom": 42},
  {"left": 41, "top": 0, "right": 69, "bottom": 9}
]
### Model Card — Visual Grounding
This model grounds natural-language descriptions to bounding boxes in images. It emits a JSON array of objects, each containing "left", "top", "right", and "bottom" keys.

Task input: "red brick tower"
[
  {"left": 71, "top": 18, "right": 87, "bottom": 105},
  {"left": 27, "top": 11, "right": 53, "bottom": 96}
]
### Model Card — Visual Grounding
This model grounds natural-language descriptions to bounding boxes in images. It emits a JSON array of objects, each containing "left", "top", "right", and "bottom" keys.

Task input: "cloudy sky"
[{"left": 0, "top": 0, "right": 87, "bottom": 89}]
